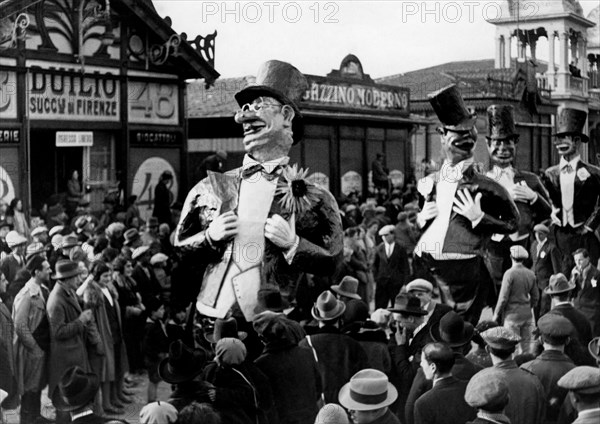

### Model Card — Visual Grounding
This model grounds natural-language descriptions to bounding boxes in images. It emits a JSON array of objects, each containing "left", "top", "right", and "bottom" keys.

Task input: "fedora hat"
[
  {"left": 428, "top": 84, "right": 477, "bottom": 132},
  {"left": 338, "top": 369, "right": 398, "bottom": 411},
  {"left": 430, "top": 311, "right": 474, "bottom": 347},
  {"left": 204, "top": 317, "right": 247, "bottom": 344},
  {"left": 123, "top": 228, "right": 140, "bottom": 246},
  {"left": 388, "top": 294, "right": 427, "bottom": 316},
  {"left": 6, "top": 231, "right": 27, "bottom": 248},
  {"left": 52, "top": 366, "right": 99, "bottom": 411},
  {"left": 254, "top": 288, "right": 290, "bottom": 314},
  {"left": 61, "top": 235, "right": 80, "bottom": 249},
  {"left": 486, "top": 104, "right": 518, "bottom": 141},
  {"left": 544, "top": 273, "right": 575, "bottom": 295},
  {"left": 158, "top": 340, "right": 207, "bottom": 384},
  {"left": 554, "top": 108, "right": 588, "bottom": 142},
  {"left": 52, "top": 260, "right": 82, "bottom": 280},
  {"left": 312, "top": 290, "right": 346, "bottom": 321},
  {"left": 235, "top": 60, "right": 308, "bottom": 145},
  {"left": 331, "top": 276, "right": 361, "bottom": 300}
]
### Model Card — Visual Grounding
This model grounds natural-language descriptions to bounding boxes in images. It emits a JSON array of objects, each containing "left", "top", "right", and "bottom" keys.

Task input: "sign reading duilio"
[{"left": 27, "top": 61, "right": 120, "bottom": 122}]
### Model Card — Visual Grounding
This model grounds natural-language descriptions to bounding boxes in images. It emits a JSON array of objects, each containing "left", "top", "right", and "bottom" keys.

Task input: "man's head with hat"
[
  {"left": 25, "top": 242, "right": 47, "bottom": 262},
  {"left": 53, "top": 260, "right": 82, "bottom": 291},
  {"left": 557, "top": 366, "right": 600, "bottom": 414},
  {"left": 405, "top": 278, "right": 434, "bottom": 310},
  {"left": 331, "top": 276, "right": 362, "bottom": 303},
  {"left": 123, "top": 228, "right": 142, "bottom": 248},
  {"left": 378, "top": 224, "right": 395, "bottom": 245},
  {"left": 204, "top": 317, "right": 247, "bottom": 345},
  {"left": 52, "top": 366, "right": 100, "bottom": 414},
  {"left": 429, "top": 84, "right": 478, "bottom": 165},
  {"left": 6, "top": 230, "right": 27, "bottom": 253},
  {"left": 509, "top": 245, "right": 529, "bottom": 264},
  {"left": 482, "top": 326, "right": 521, "bottom": 362},
  {"left": 31, "top": 225, "right": 49, "bottom": 243},
  {"left": 537, "top": 313, "right": 573, "bottom": 349},
  {"left": 158, "top": 340, "right": 207, "bottom": 384},
  {"left": 554, "top": 108, "right": 588, "bottom": 160},
  {"left": 533, "top": 223, "right": 549, "bottom": 244},
  {"left": 132, "top": 245, "right": 151, "bottom": 263},
  {"left": 234, "top": 60, "right": 308, "bottom": 162},
  {"left": 486, "top": 104, "right": 519, "bottom": 169},
  {"left": 338, "top": 369, "right": 398, "bottom": 423},
  {"left": 430, "top": 310, "right": 474, "bottom": 350},
  {"left": 254, "top": 287, "right": 290, "bottom": 315},
  {"left": 544, "top": 273, "right": 575, "bottom": 304},
  {"left": 312, "top": 290, "right": 346, "bottom": 325},
  {"left": 389, "top": 293, "right": 427, "bottom": 335},
  {"left": 465, "top": 369, "right": 510, "bottom": 414}
]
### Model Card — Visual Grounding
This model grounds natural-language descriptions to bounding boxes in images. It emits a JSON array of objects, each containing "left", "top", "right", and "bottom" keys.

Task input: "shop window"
[{"left": 83, "top": 132, "right": 116, "bottom": 211}]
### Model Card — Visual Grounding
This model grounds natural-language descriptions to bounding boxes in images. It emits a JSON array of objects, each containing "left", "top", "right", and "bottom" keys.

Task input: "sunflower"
[{"left": 276, "top": 164, "right": 321, "bottom": 216}]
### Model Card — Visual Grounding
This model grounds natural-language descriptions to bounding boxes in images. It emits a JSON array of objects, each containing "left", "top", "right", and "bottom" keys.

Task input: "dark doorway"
[{"left": 30, "top": 129, "right": 83, "bottom": 209}]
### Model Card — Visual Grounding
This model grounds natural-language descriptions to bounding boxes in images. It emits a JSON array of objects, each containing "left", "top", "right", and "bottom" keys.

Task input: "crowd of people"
[{"left": 0, "top": 168, "right": 599, "bottom": 424}]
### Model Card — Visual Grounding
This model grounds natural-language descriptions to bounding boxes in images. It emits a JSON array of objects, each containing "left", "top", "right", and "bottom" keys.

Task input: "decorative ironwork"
[
  {"left": 149, "top": 33, "right": 182, "bottom": 65},
  {"left": 192, "top": 31, "right": 217, "bottom": 67},
  {"left": 0, "top": 13, "right": 30, "bottom": 49}
]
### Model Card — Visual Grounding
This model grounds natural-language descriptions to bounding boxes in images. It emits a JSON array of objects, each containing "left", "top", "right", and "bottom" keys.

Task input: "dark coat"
[
  {"left": 543, "top": 160, "right": 600, "bottom": 231},
  {"left": 46, "top": 282, "right": 91, "bottom": 397},
  {"left": 346, "top": 327, "right": 391, "bottom": 375},
  {"left": 131, "top": 264, "right": 161, "bottom": 306},
  {"left": 371, "top": 409, "right": 402, "bottom": 424},
  {"left": 175, "top": 166, "right": 343, "bottom": 321},
  {"left": 414, "top": 376, "right": 476, "bottom": 424},
  {"left": 405, "top": 353, "right": 482, "bottom": 424},
  {"left": 388, "top": 334, "right": 424, "bottom": 421},
  {"left": 521, "top": 349, "right": 575, "bottom": 422},
  {"left": 418, "top": 163, "right": 520, "bottom": 256},
  {"left": 373, "top": 243, "right": 409, "bottom": 287},
  {"left": 299, "top": 325, "right": 370, "bottom": 404},
  {"left": 530, "top": 240, "right": 562, "bottom": 289},
  {"left": 1, "top": 254, "right": 23, "bottom": 285},
  {"left": 0, "top": 300, "right": 16, "bottom": 396},
  {"left": 410, "top": 303, "right": 453, "bottom": 355},
  {"left": 550, "top": 304, "right": 595, "bottom": 365},
  {"left": 572, "top": 265, "right": 600, "bottom": 334},
  {"left": 255, "top": 343, "right": 322, "bottom": 424},
  {"left": 153, "top": 180, "right": 172, "bottom": 225}
]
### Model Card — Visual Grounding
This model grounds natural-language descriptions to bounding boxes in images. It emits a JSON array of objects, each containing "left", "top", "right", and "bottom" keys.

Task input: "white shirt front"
[
  {"left": 384, "top": 242, "right": 395, "bottom": 258},
  {"left": 101, "top": 287, "right": 114, "bottom": 307},
  {"left": 415, "top": 159, "right": 476, "bottom": 260},
  {"left": 559, "top": 155, "right": 580, "bottom": 227}
]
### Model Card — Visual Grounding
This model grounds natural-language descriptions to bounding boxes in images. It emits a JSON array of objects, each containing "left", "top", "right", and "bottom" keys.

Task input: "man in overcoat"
[
  {"left": 542, "top": 108, "right": 600, "bottom": 273},
  {"left": 175, "top": 60, "right": 343, "bottom": 322},
  {"left": 413, "top": 85, "right": 520, "bottom": 324}
]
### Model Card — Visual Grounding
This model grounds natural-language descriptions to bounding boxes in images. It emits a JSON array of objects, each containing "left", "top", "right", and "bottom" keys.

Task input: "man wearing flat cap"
[
  {"left": 175, "top": 60, "right": 343, "bottom": 323},
  {"left": 542, "top": 108, "right": 600, "bottom": 274},
  {"left": 480, "top": 326, "right": 546, "bottom": 424},
  {"left": 521, "top": 313, "right": 576, "bottom": 422},
  {"left": 464, "top": 369, "right": 511, "bottom": 424},
  {"left": 531, "top": 223, "right": 562, "bottom": 318},
  {"left": 557, "top": 366, "right": 600, "bottom": 424},
  {"left": 493, "top": 244, "right": 539, "bottom": 354},
  {"left": 413, "top": 85, "right": 520, "bottom": 325},
  {"left": 484, "top": 105, "right": 551, "bottom": 296},
  {"left": 373, "top": 225, "right": 410, "bottom": 309}
]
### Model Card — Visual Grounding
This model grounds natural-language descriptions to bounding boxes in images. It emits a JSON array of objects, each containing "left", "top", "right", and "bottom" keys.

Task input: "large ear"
[{"left": 281, "top": 104, "right": 295, "bottom": 126}]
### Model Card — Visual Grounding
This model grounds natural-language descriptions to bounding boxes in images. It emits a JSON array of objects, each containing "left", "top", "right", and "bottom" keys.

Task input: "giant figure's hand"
[
  {"left": 206, "top": 211, "right": 239, "bottom": 242},
  {"left": 453, "top": 189, "right": 484, "bottom": 222},
  {"left": 417, "top": 201, "right": 438, "bottom": 228},
  {"left": 550, "top": 206, "right": 561, "bottom": 226},
  {"left": 511, "top": 184, "right": 537, "bottom": 203},
  {"left": 265, "top": 214, "right": 297, "bottom": 250}
]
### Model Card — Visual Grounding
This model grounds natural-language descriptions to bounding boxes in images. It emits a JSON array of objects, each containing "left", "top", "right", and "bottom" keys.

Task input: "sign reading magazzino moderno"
[
  {"left": 301, "top": 75, "right": 410, "bottom": 114},
  {"left": 27, "top": 61, "right": 119, "bottom": 122}
]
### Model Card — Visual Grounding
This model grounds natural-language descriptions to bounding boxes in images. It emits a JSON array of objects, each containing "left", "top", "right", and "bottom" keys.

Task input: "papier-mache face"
[
  {"left": 234, "top": 96, "right": 295, "bottom": 159},
  {"left": 554, "top": 134, "right": 580, "bottom": 159},
  {"left": 488, "top": 138, "right": 516, "bottom": 168},
  {"left": 440, "top": 128, "right": 477, "bottom": 165}
]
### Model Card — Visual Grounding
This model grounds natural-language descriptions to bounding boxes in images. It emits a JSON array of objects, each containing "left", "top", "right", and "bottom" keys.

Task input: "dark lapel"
[
  {"left": 573, "top": 161, "right": 587, "bottom": 199},
  {"left": 57, "top": 283, "right": 82, "bottom": 313},
  {"left": 0, "top": 301, "right": 11, "bottom": 321}
]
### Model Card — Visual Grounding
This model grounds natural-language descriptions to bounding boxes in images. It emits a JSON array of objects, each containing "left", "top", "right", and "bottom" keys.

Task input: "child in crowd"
[{"left": 143, "top": 297, "right": 169, "bottom": 402}]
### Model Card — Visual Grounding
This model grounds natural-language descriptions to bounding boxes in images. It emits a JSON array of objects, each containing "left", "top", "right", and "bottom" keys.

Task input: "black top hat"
[
  {"left": 235, "top": 60, "right": 308, "bottom": 145},
  {"left": 158, "top": 340, "right": 207, "bottom": 384},
  {"left": 555, "top": 108, "right": 589, "bottom": 142},
  {"left": 52, "top": 366, "right": 100, "bottom": 411},
  {"left": 52, "top": 260, "right": 82, "bottom": 280},
  {"left": 204, "top": 317, "right": 247, "bottom": 344},
  {"left": 254, "top": 288, "right": 289, "bottom": 314},
  {"left": 388, "top": 294, "right": 427, "bottom": 316},
  {"left": 487, "top": 105, "right": 518, "bottom": 141},
  {"left": 430, "top": 311, "right": 474, "bottom": 347},
  {"left": 428, "top": 84, "right": 477, "bottom": 131}
]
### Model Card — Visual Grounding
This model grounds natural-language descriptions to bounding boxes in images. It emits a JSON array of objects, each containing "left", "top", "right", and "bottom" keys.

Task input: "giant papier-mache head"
[
  {"left": 234, "top": 60, "right": 308, "bottom": 160},
  {"left": 553, "top": 108, "right": 589, "bottom": 159},
  {"left": 486, "top": 104, "right": 519, "bottom": 168},
  {"left": 428, "top": 84, "right": 478, "bottom": 165}
]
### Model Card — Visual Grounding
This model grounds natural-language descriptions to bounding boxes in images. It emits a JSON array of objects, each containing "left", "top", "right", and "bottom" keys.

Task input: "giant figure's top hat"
[
  {"left": 487, "top": 105, "right": 519, "bottom": 141},
  {"left": 428, "top": 84, "right": 477, "bottom": 131},
  {"left": 235, "top": 60, "right": 308, "bottom": 144},
  {"left": 554, "top": 108, "right": 589, "bottom": 142}
]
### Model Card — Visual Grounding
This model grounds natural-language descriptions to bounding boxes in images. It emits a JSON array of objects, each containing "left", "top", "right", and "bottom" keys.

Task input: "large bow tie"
[
  {"left": 562, "top": 164, "right": 574, "bottom": 174},
  {"left": 241, "top": 163, "right": 282, "bottom": 181}
]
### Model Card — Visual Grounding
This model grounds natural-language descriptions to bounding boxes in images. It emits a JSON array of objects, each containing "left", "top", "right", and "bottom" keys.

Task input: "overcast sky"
[{"left": 153, "top": 0, "right": 599, "bottom": 79}]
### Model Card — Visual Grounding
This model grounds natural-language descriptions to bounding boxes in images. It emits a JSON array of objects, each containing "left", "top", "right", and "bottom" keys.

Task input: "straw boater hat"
[
  {"left": 331, "top": 276, "right": 361, "bottom": 300},
  {"left": 52, "top": 260, "right": 82, "bottom": 280},
  {"left": 235, "top": 60, "right": 308, "bottom": 145},
  {"left": 312, "top": 291, "right": 346, "bottom": 321},
  {"left": 158, "top": 340, "right": 207, "bottom": 384},
  {"left": 52, "top": 366, "right": 100, "bottom": 412},
  {"left": 430, "top": 311, "right": 474, "bottom": 347},
  {"left": 338, "top": 369, "right": 398, "bottom": 411}
]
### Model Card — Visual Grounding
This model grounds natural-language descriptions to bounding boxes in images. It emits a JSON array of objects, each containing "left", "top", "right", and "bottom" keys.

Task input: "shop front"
[{"left": 0, "top": 0, "right": 218, "bottom": 221}]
